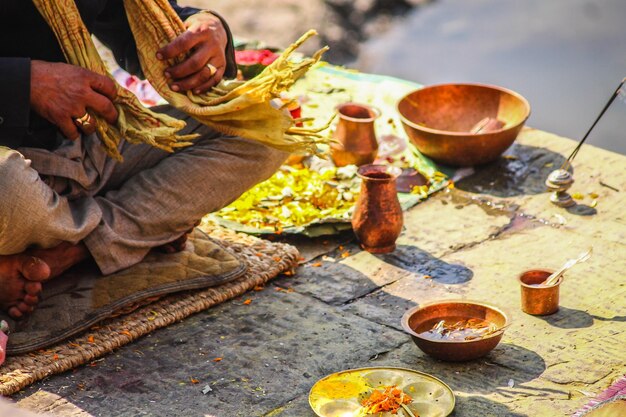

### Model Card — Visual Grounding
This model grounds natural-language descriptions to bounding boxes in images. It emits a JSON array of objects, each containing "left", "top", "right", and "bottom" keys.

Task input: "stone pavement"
[{"left": 12, "top": 129, "right": 626, "bottom": 416}]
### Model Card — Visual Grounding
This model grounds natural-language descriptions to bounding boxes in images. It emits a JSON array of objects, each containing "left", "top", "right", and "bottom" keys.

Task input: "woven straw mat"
[{"left": 0, "top": 224, "right": 300, "bottom": 396}]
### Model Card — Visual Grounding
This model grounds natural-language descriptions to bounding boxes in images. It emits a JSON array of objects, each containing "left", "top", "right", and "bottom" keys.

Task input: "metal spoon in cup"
[{"left": 541, "top": 248, "right": 593, "bottom": 287}]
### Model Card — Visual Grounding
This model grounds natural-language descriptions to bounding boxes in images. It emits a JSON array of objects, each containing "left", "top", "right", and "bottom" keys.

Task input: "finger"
[
  {"left": 86, "top": 91, "right": 118, "bottom": 124},
  {"left": 170, "top": 66, "right": 214, "bottom": 92},
  {"left": 89, "top": 73, "right": 118, "bottom": 102},
  {"left": 58, "top": 117, "right": 81, "bottom": 141},
  {"left": 191, "top": 79, "right": 217, "bottom": 95},
  {"left": 191, "top": 65, "right": 225, "bottom": 94},
  {"left": 165, "top": 43, "right": 212, "bottom": 80},
  {"left": 205, "top": 63, "right": 217, "bottom": 77},
  {"left": 157, "top": 31, "right": 199, "bottom": 61},
  {"left": 23, "top": 294, "right": 39, "bottom": 306},
  {"left": 172, "top": 55, "right": 226, "bottom": 94},
  {"left": 75, "top": 112, "right": 96, "bottom": 136}
]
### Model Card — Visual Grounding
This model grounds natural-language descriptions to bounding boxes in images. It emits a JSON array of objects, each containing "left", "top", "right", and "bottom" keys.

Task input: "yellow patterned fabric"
[{"left": 32, "top": 0, "right": 326, "bottom": 160}]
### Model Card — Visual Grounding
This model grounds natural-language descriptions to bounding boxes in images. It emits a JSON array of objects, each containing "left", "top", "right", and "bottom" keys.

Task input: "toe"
[
  {"left": 17, "top": 302, "right": 34, "bottom": 314},
  {"left": 20, "top": 256, "right": 51, "bottom": 281},
  {"left": 8, "top": 306, "right": 23, "bottom": 319},
  {"left": 24, "top": 281, "right": 43, "bottom": 295},
  {"left": 24, "top": 294, "right": 39, "bottom": 306}
]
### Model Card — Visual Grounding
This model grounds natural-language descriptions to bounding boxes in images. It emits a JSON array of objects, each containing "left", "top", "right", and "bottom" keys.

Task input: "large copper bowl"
[
  {"left": 401, "top": 300, "right": 510, "bottom": 362},
  {"left": 398, "top": 83, "right": 530, "bottom": 166}
]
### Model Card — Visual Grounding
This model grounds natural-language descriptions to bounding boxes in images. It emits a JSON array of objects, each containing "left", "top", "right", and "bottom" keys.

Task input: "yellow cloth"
[{"left": 33, "top": 0, "right": 327, "bottom": 160}]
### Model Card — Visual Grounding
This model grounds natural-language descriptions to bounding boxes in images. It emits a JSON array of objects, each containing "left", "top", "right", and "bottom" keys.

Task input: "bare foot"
[
  {"left": 0, "top": 255, "right": 50, "bottom": 319},
  {"left": 1, "top": 242, "right": 89, "bottom": 319},
  {"left": 158, "top": 232, "right": 191, "bottom": 254},
  {"left": 157, "top": 223, "right": 200, "bottom": 254}
]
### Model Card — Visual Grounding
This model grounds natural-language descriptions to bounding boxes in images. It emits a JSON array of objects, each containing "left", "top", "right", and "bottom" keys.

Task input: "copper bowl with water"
[
  {"left": 398, "top": 83, "right": 530, "bottom": 166},
  {"left": 401, "top": 300, "right": 510, "bottom": 362}
]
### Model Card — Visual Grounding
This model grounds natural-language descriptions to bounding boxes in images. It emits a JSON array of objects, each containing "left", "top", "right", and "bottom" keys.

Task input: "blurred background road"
[
  {"left": 357, "top": 0, "right": 626, "bottom": 155},
  {"left": 185, "top": 0, "right": 626, "bottom": 155}
]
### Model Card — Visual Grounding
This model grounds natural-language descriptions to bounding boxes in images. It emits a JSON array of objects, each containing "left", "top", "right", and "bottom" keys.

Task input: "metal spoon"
[
  {"left": 484, "top": 323, "right": 512, "bottom": 338},
  {"left": 541, "top": 248, "right": 592, "bottom": 287}
]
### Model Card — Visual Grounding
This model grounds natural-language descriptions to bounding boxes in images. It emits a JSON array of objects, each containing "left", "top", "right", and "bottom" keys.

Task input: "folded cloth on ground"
[
  {"left": 578, "top": 396, "right": 626, "bottom": 417},
  {"left": 573, "top": 376, "right": 626, "bottom": 417},
  {"left": 2, "top": 229, "right": 246, "bottom": 355}
]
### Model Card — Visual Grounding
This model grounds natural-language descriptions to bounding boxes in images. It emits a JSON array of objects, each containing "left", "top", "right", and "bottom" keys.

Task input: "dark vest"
[{"left": 0, "top": 1, "right": 219, "bottom": 150}]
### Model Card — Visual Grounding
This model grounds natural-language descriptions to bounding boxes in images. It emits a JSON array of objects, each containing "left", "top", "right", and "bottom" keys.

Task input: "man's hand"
[
  {"left": 157, "top": 12, "right": 228, "bottom": 94},
  {"left": 30, "top": 61, "right": 119, "bottom": 140}
]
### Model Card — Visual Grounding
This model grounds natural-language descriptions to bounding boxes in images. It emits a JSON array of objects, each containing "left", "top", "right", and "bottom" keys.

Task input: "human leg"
[
  {"left": 0, "top": 147, "right": 102, "bottom": 254},
  {"left": 0, "top": 147, "right": 98, "bottom": 317},
  {"left": 83, "top": 113, "right": 288, "bottom": 274},
  {"left": 1, "top": 108, "right": 287, "bottom": 314}
]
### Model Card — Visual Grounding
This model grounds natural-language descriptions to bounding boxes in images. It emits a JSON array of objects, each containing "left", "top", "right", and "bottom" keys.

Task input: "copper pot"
[
  {"left": 351, "top": 164, "right": 403, "bottom": 253},
  {"left": 331, "top": 103, "right": 380, "bottom": 167}
]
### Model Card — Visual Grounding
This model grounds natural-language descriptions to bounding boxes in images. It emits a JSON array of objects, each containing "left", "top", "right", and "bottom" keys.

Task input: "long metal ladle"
[{"left": 541, "top": 248, "right": 593, "bottom": 287}]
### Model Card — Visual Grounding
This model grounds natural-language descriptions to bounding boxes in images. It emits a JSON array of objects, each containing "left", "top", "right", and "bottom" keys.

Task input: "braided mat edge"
[{"left": 0, "top": 226, "right": 300, "bottom": 396}]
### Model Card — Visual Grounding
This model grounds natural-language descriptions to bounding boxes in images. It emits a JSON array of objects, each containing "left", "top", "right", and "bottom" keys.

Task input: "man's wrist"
[{"left": 186, "top": 11, "right": 228, "bottom": 50}]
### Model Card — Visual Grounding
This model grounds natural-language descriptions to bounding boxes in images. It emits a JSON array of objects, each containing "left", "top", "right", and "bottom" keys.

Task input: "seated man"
[{"left": 0, "top": 1, "right": 287, "bottom": 319}]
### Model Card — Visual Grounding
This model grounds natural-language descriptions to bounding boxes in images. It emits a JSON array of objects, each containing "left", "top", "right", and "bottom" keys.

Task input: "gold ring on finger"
[
  {"left": 206, "top": 63, "right": 217, "bottom": 76},
  {"left": 74, "top": 112, "right": 92, "bottom": 128}
]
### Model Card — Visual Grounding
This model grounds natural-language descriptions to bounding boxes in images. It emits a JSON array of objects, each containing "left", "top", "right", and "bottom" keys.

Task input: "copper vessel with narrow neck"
[
  {"left": 352, "top": 164, "right": 403, "bottom": 253},
  {"left": 331, "top": 103, "right": 380, "bottom": 167}
]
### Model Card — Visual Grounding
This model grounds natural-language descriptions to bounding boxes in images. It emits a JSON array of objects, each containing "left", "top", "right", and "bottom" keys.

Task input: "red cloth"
[
  {"left": 572, "top": 375, "right": 626, "bottom": 416},
  {"left": 0, "top": 330, "right": 7, "bottom": 366}
]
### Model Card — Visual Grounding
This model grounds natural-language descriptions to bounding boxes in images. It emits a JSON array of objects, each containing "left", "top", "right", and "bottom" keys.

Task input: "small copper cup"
[
  {"left": 331, "top": 103, "right": 380, "bottom": 167},
  {"left": 519, "top": 269, "right": 562, "bottom": 315}
]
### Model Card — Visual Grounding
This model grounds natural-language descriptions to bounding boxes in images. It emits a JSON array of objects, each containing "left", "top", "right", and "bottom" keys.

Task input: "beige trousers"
[{"left": 0, "top": 107, "right": 286, "bottom": 274}]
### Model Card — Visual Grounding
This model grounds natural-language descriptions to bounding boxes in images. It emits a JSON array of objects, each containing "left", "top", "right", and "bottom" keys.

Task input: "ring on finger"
[
  {"left": 206, "top": 63, "right": 217, "bottom": 76},
  {"left": 74, "top": 112, "right": 92, "bottom": 128}
]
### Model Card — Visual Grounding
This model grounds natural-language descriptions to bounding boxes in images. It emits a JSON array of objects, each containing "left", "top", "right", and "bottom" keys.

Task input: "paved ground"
[
  {"left": 11, "top": 128, "right": 626, "bottom": 416},
  {"left": 6, "top": 3, "right": 625, "bottom": 414}
]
